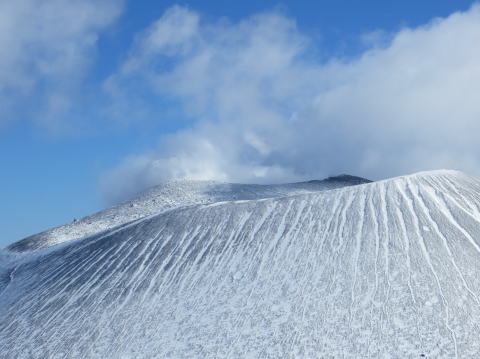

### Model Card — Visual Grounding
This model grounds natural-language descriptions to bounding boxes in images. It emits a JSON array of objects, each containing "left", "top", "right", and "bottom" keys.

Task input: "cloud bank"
[
  {"left": 0, "top": 0, "right": 123, "bottom": 129},
  {"left": 103, "top": 4, "right": 480, "bottom": 203}
]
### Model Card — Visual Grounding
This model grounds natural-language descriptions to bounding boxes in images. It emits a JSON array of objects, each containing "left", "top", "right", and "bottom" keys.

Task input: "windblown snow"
[{"left": 2, "top": 170, "right": 480, "bottom": 358}]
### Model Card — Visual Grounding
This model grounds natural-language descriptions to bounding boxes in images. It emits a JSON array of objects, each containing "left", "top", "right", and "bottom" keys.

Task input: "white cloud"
[
  {"left": 126, "top": 5, "right": 200, "bottom": 65},
  {"left": 0, "top": 0, "right": 123, "bottom": 129},
  {"left": 103, "top": 4, "right": 480, "bottom": 203}
]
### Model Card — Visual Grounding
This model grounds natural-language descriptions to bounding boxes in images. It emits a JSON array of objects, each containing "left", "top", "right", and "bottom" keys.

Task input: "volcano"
[{"left": 2, "top": 170, "right": 480, "bottom": 358}]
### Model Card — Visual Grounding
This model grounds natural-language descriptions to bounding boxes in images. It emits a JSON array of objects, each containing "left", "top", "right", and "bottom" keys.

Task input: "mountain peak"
[
  {"left": 6, "top": 173, "right": 369, "bottom": 252},
  {"left": 3, "top": 168, "right": 480, "bottom": 357}
]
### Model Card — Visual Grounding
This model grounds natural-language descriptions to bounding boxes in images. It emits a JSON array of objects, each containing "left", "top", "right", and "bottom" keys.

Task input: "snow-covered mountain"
[
  {"left": 2, "top": 170, "right": 480, "bottom": 358},
  {"left": 7, "top": 174, "right": 370, "bottom": 252}
]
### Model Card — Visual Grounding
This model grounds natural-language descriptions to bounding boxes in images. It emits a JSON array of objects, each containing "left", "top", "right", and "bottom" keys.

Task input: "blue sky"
[{"left": 0, "top": 0, "right": 478, "bottom": 247}]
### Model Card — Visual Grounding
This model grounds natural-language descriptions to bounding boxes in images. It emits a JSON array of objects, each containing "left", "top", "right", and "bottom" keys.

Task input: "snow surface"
[
  {"left": 7, "top": 175, "right": 370, "bottom": 252},
  {"left": 2, "top": 170, "right": 480, "bottom": 358}
]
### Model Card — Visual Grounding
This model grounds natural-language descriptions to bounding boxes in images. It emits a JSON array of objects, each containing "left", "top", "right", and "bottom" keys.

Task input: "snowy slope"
[
  {"left": 2, "top": 170, "right": 480, "bottom": 358},
  {"left": 7, "top": 175, "right": 370, "bottom": 252}
]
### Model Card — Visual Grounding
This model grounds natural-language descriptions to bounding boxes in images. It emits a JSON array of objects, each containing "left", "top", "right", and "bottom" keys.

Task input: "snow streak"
[{"left": 1, "top": 170, "right": 480, "bottom": 358}]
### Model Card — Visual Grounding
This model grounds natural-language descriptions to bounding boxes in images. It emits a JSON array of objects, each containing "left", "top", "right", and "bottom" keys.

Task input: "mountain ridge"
[
  {"left": 2, "top": 169, "right": 480, "bottom": 357},
  {"left": 6, "top": 174, "right": 371, "bottom": 252}
]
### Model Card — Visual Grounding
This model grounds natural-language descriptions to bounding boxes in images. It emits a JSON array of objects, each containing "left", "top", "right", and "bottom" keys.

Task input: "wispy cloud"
[
  {"left": 103, "top": 4, "right": 480, "bottom": 203},
  {"left": 0, "top": 0, "right": 123, "bottom": 130}
]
